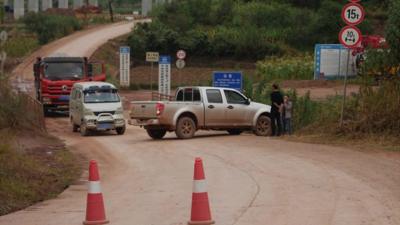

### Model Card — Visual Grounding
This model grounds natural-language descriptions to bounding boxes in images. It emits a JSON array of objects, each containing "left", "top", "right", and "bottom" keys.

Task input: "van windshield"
[{"left": 84, "top": 89, "right": 120, "bottom": 103}]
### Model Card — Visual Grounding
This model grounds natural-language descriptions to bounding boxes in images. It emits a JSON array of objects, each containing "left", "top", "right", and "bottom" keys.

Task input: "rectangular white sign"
[
  {"left": 314, "top": 44, "right": 357, "bottom": 79},
  {"left": 120, "top": 46, "right": 130, "bottom": 87},
  {"left": 158, "top": 55, "right": 171, "bottom": 96}
]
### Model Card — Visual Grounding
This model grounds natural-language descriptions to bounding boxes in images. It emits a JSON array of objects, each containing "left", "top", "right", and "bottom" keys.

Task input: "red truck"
[{"left": 33, "top": 57, "right": 106, "bottom": 113}]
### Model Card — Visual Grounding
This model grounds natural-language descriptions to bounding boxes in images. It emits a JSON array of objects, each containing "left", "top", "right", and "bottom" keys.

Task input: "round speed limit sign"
[
  {"left": 339, "top": 26, "right": 362, "bottom": 48},
  {"left": 176, "top": 50, "right": 186, "bottom": 60},
  {"left": 342, "top": 3, "right": 365, "bottom": 25}
]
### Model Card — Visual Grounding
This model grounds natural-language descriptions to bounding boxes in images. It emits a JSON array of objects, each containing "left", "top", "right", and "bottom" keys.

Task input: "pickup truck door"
[
  {"left": 223, "top": 90, "right": 252, "bottom": 126},
  {"left": 204, "top": 89, "right": 227, "bottom": 127}
]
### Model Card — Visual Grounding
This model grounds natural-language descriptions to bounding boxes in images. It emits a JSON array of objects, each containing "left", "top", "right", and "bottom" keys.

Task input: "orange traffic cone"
[
  {"left": 188, "top": 157, "right": 215, "bottom": 225},
  {"left": 83, "top": 160, "right": 109, "bottom": 225}
]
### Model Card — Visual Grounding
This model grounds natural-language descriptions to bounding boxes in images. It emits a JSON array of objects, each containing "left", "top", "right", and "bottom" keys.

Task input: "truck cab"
[{"left": 33, "top": 56, "right": 106, "bottom": 114}]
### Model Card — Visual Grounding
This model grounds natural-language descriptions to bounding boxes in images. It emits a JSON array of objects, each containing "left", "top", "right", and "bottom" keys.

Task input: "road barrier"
[
  {"left": 188, "top": 157, "right": 215, "bottom": 225},
  {"left": 83, "top": 160, "right": 109, "bottom": 225},
  {"left": 19, "top": 92, "right": 46, "bottom": 131}
]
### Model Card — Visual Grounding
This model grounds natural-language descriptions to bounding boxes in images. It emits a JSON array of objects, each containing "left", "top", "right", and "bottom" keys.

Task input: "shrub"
[
  {"left": 22, "top": 13, "right": 82, "bottom": 44},
  {"left": 4, "top": 36, "right": 39, "bottom": 58},
  {"left": 256, "top": 55, "right": 314, "bottom": 82}
]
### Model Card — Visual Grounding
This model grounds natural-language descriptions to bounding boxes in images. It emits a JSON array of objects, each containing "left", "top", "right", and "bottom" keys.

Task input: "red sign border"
[
  {"left": 176, "top": 50, "right": 186, "bottom": 60},
  {"left": 339, "top": 25, "right": 363, "bottom": 48},
  {"left": 341, "top": 2, "right": 365, "bottom": 26}
]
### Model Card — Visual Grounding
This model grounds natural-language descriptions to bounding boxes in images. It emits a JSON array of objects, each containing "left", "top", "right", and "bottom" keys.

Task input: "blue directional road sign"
[{"left": 213, "top": 71, "right": 243, "bottom": 91}]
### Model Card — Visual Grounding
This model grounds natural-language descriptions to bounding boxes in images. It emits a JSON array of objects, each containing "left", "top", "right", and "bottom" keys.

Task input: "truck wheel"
[
  {"left": 254, "top": 115, "right": 272, "bottom": 136},
  {"left": 80, "top": 122, "right": 90, "bottom": 137},
  {"left": 175, "top": 117, "right": 196, "bottom": 139},
  {"left": 146, "top": 129, "right": 167, "bottom": 139},
  {"left": 116, "top": 126, "right": 126, "bottom": 135},
  {"left": 227, "top": 129, "right": 243, "bottom": 135}
]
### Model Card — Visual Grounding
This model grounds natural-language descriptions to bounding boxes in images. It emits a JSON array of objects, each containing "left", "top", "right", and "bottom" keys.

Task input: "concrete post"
[
  {"left": 58, "top": 0, "right": 68, "bottom": 8},
  {"left": 142, "top": 0, "right": 152, "bottom": 16},
  {"left": 28, "top": 0, "right": 39, "bottom": 12},
  {"left": 42, "top": 0, "right": 53, "bottom": 11},
  {"left": 89, "top": 0, "right": 98, "bottom": 7},
  {"left": 13, "top": 0, "right": 24, "bottom": 19},
  {"left": 73, "top": 0, "right": 83, "bottom": 9}
]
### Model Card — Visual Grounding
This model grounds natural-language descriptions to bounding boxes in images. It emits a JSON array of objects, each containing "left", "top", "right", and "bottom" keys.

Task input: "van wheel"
[
  {"left": 80, "top": 122, "right": 90, "bottom": 136},
  {"left": 175, "top": 117, "right": 196, "bottom": 139},
  {"left": 254, "top": 115, "right": 272, "bottom": 136},
  {"left": 146, "top": 129, "right": 167, "bottom": 139},
  {"left": 227, "top": 129, "right": 243, "bottom": 135},
  {"left": 116, "top": 126, "right": 126, "bottom": 135}
]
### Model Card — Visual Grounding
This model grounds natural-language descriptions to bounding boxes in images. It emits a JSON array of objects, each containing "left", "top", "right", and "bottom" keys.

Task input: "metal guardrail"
[
  {"left": 19, "top": 92, "right": 46, "bottom": 132},
  {"left": 151, "top": 92, "right": 174, "bottom": 101}
]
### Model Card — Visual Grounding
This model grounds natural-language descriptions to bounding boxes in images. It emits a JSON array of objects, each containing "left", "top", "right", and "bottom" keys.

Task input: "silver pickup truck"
[{"left": 129, "top": 87, "right": 272, "bottom": 139}]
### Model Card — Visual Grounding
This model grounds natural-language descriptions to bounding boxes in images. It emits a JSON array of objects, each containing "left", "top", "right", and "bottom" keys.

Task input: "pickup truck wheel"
[
  {"left": 254, "top": 115, "right": 272, "bottom": 136},
  {"left": 146, "top": 129, "right": 167, "bottom": 139},
  {"left": 227, "top": 129, "right": 243, "bottom": 135},
  {"left": 116, "top": 126, "right": 126, "bottom": 135},
  {"left": 176, "top": 117, "right": 196, "bottom": 139},
  {"left": 80, "top": 122, "right": 90, "bottom": 137}
]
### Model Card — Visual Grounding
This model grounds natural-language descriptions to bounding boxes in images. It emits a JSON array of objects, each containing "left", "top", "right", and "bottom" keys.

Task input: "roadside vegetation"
[
  {"left": 127, "top": 0, "right": 387, "bottom": 61},
  {"left": 0, "top": 10, "right": 86, "bottom": 215},
  {"left": 0, "top": 77, "right": 81, "bottom": 215},
  {"left": 22, "top": 13, "right": 82, "bottom": 44}
]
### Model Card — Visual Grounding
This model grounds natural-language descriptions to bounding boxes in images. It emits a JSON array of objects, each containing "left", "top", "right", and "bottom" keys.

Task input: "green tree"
[{"left": 386, "top": 0, "right": 400, "bottom": 65}]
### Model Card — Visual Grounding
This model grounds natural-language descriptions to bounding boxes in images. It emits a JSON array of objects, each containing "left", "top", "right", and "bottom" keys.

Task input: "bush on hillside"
[
  {"left": 256, "top": 56, "right": 314, "bottom": 82},
  {"left": 127, "top": 0, "right": 380, "bottom": 60},
  {"left": 22, "top": 13, "right": 82, "bottom": 44}
]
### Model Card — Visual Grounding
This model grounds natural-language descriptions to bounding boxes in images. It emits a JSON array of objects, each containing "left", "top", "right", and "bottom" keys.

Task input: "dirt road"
[
  {"left": 2, "top": 20, "right": 400, "bottom": 225},
  {"left": 11, "top": 21, "right": 136, "bottom": 92},
  {"left": 1, "top": 117, "right": 400, "bottom": 225}
]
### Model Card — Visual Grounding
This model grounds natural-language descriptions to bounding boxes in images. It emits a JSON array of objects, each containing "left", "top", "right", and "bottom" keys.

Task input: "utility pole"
[{"left": 108, "top": 0, "right": 114, "bottom": 22}]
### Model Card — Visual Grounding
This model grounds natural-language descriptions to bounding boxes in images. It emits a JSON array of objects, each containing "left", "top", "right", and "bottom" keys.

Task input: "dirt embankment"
[{"left": 0, "top": 130, "right": 80, "bottom": 216}]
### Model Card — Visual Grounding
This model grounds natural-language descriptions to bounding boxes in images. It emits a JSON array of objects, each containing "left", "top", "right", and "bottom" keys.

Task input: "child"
[{"left": 283, "top": 95, "right": 293, "bottom": 135}]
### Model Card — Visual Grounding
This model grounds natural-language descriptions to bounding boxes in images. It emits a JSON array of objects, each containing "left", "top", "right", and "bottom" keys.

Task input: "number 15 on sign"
[{"left": 342, "top": 3, "right": 365, "bottom": 25}]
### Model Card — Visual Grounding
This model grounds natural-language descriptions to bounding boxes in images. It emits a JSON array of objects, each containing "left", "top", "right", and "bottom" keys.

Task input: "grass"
[
  {"left": 0, "top": 132, "right": 81, "bottom": 215},
  {"left": 284, "top": 132, "right": 400, "bottom": 153},
  {"left": 4, "top": 36, "right": 39, "bottom": 58},
  {"left": 256, "top": 55, "right": 314, "bottom": 82}
]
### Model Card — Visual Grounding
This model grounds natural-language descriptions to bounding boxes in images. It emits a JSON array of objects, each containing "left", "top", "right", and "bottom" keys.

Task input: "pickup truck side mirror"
[{"left": 88, "top": 64, "right": 94, "bottom": 77}]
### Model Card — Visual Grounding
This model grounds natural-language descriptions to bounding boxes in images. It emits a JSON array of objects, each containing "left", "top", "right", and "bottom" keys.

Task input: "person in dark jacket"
[{"left": 270, "top": 84, "right": 283, "bottom": 136}]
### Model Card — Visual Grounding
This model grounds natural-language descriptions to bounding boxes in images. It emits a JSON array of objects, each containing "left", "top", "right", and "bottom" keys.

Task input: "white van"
[{"left": 69, "top": 82, "right": 126, "bottom": 136}]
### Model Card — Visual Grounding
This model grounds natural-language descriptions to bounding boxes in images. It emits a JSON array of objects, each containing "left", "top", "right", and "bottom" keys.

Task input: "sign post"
[
  {"left": 176, "top": 50, "right": 186, "bottom": 86},
  {"left": 339, "top": 1, "right": 364, "bottom": 127},
  {"left": 119, "top": 46, "right": 130, "bottom": 88},
  {"left": 159, "top": 55, "right": 171, "bottom": 96},
  {"left": 146, "top": 52, "right": 159, "bottom": 92}
]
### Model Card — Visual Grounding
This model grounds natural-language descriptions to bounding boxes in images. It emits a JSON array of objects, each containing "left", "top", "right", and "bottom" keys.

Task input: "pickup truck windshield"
[
  {"left": 44, "top": 62, "right": 84, "bottom": 81},
  {"left": 84, "top": 89, "right": 120, "bottom": 103}
]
